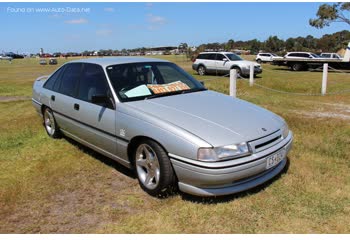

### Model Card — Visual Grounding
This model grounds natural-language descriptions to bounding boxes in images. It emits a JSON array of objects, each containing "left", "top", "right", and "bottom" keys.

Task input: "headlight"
[
  {"left": 198, "top": 142, "right": 250, "bottom": 162},
  {"left": 282, "top": 123, "right": 289, "bottom": 139}
]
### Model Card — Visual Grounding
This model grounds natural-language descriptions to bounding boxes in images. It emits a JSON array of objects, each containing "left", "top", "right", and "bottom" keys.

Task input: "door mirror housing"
[
  {"left": 91, "top": 95, "right": 115, "bottom": 109},
  {"left": 222, "top": 58, "right": 228, "bottom": 62}
]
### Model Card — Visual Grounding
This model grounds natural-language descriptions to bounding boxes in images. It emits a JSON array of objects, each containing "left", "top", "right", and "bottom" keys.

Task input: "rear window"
[
  {"left": 43, "top": 67, "right": 64, "bottom": 91},
  {"left": 197, "top": 53, "right": 216, "bottom": 60},
  {"left": 58, "top": 63, "right": 82, "bottom": 97}
]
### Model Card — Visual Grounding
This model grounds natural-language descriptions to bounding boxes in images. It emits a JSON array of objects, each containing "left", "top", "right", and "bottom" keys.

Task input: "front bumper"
[
  {"left": 241, "top": 67, "right": 263, "bottom": 75},
  {"left": 169, "top": 132, "right": 293, "bottom": 197}
]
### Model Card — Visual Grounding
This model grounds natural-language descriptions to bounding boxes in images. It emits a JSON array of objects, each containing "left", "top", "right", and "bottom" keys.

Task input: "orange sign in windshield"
[{"left": 147, "top": 81, "right": 190, "bottom": 94}]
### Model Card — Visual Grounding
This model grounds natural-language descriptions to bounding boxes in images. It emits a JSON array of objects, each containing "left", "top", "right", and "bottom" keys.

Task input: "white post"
[
  {"left": 322, "top": 63, "right": 328, "bottom": 96},
  {"left": 230, "top": 69, "right": 237, "bottom": 98},
  {"left": 249, "top": 62, "right": 254, "bottom": 86}
]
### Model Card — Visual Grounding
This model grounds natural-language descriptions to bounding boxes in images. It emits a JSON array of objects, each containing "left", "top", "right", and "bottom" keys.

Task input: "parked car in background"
[
  {"left": 49, "top": 58, "right": 58, "bottom": 65},
  {"left": 284, "top": 52, "right": 321, "bottom": 59},
  {"left": 192, "top": 52, "right": 262, "bottom": 77},
  {"left": 0, "top": 55, "right": 13, "bottom": 61},
  {"left": 319, "top": 53, "right": 342, "bottom": 59},
  {"left": 255, "top": 53, "right": 282, "bottom": 63},
  {"left": 32, "top": 57, "right": 292, "bottom": 197},
  {"left": 39, "top": 59, "right": 47, "bottom": 65},
  {"left": 3, "top": 52, "right": 24, "bottom": 59}
]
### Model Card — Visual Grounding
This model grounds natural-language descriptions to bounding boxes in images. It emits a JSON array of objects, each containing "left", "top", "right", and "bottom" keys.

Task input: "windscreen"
[{"left": 106, "top": 62, "right": 205, "bottom": 102}]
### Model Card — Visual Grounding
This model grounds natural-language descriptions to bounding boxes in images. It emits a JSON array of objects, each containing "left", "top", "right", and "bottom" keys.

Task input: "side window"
[
  {"left": 207, "top": 54, "right": 216, "bottom": 60},
  {"left": 303, "top": 54, "right": 311, "bottom": 58},
  {"left": 78, "top": 63, "right": 110, "bottom": 106},
  {"left": 199, "top": 54, "right": 209, "bottom": 60},
  {"left": 216, "top": 54, "right": 225, "bottom": 61},
  {"left": 58, "top": 63, "right": 82, "bottom": 97},
  {"left": 43, "top": 66, "right": 64, "bottom": 91},
  {"left": 197, "top": 54, "right": 205, "bottom": 59}
]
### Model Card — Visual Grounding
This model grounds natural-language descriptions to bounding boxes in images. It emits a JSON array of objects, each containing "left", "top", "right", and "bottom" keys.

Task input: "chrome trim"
[{"left": 31, "top": 98, "right": 42, "bottom": 106}]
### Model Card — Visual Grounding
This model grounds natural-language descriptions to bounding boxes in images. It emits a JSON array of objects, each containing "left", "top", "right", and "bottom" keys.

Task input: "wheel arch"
[
  {"left": 127, "top": 135, "right": 169, "bottom": 168},
  {"left": 196, "top": 63, "right": 206, "bottom": 71}
]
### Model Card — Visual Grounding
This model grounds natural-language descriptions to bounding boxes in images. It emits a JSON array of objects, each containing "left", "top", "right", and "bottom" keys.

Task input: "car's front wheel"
[
  {"left": 134, "top": 139, "right": 177, "bottom": 197},
  {"left": 43, "top": 107, "right": 61, "bottom": 138},
  {"left": 232, "top": 66, "right": 242, "bottom": 76}
]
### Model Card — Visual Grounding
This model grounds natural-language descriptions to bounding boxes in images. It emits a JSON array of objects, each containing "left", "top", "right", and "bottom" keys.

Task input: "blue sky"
[{"left": 0, "top": 2, "right": 348, "bottom": 53}]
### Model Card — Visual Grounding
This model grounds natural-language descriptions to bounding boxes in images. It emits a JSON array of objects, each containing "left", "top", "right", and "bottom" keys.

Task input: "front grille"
[{"left": 248, "top": 130, "right": 282, "bottom": 153}]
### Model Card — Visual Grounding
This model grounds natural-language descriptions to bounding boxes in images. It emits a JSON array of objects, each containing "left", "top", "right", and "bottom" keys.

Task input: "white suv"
[
  {"left": 320, "top": 53, "right": 342, "bottom": 59},
  {"left": 192, "top": 52, "right": 262, "bottom": 77},
  {"left": 256, "top": 53, "right": 281, "bottom": 63},
  {"left": 284, "top": 52, "right": 321, "bottom": 59}
]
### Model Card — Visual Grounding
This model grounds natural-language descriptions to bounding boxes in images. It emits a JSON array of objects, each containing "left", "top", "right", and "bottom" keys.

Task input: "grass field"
[{"left": 0, "top": 56, "right": 350, "bottom": 233}]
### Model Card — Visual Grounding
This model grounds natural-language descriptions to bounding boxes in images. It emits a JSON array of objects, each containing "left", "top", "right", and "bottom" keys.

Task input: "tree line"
[{"left": 195, "top": 30, "right": 350, "bottom": 55}]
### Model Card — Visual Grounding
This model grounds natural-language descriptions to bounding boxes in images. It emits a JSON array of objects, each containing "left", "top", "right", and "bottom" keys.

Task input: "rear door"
[
  {"left": 206, "top": 53, "right": 217, "bottom": 73},
  {"left": 50, "top": 63, "right": 82, "bottom": 135}
]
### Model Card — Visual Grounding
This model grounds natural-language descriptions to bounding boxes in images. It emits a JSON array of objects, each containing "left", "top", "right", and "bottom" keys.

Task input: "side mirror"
[
  {"left": 199, "top": 81, "right": 205, "bottom": 87},
  {"left": 91, "top": 95, "right": 115, "bottom": 109},
  {"left": 222, "top": 58, "right": 228, "bottom": 61}
]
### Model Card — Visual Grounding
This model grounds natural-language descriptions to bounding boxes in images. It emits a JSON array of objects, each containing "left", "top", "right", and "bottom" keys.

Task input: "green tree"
[
  {"left": 265, "top": 36, "right": 284, "bottom": 52},
  {"left": 225, "top": 39, "right": 235, "bottom": 51},
  {"left": 309, "top": 3, "right": 350, "bottom": 28}
]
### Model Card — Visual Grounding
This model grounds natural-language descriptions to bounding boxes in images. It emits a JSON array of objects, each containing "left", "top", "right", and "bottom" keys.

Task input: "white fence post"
[
  {"left": 249, "top": 62, "right": 254, "bottom": 86},
  {"left": 230, "top": 69, "right": 237, "bottom": 98},
  {"left": 322, "top": 63, "right": 328, "bottom": 96}
]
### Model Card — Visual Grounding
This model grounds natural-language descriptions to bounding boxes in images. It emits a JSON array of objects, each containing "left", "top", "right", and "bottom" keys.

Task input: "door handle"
[
  {"left": 74, "top": 103, "right": 80, "bottom": 111},
  {"left": 51, "top": 95, "right": 55, "bottom": 101}
]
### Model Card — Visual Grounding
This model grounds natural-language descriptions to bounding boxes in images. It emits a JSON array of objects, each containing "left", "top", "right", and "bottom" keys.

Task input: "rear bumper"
[
  {"left": 192, "top": 63, "right": 198, "bottom": 71},
  {"left": 170, "top": 132, "right": 293, "bottom": 197}
]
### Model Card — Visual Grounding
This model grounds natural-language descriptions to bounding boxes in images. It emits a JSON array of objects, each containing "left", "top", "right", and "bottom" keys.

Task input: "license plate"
[{"left": 266, "top": 149, "right": 286, "bottom": 169}]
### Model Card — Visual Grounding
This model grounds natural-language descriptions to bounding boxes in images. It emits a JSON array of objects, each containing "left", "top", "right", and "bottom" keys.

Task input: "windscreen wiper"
[{"left": 145, "top": 88, "right": 207, "bottom": 100}]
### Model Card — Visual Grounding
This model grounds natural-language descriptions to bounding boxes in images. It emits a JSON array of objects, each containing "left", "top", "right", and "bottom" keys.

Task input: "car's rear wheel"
[
  {"left": 134, "top": 139, "right": 177, "bottom": 197},
  {"left": 256, "top": 59, "right": 262, "bottom": 64},
  {"left": 43, "top": 107, "right": 60, "bottom": 138},
  {"left": 291, "top": 63, "right": 304, "bottom": 71},
  {"left": 197, "top": 65, "right": 206, "bottom": 76}
]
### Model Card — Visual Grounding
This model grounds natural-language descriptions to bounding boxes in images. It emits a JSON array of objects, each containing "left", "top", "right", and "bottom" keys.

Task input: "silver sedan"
[{"left": 32, "top": 57, "right": 293, "bottom": 197}]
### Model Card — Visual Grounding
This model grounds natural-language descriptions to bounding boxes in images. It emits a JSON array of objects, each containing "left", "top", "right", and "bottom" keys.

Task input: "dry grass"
[{"left": 0, "top": 56, "right": 349, "bottom": 233}]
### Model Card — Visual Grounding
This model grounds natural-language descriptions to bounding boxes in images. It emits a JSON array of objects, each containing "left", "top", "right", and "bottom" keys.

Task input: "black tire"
[
  {"left": 291, "top": 63, "right": 304, "bottom": 71},
  {"left": 232, "top": 66, "right": 242, "bottom": 76},
  {"left": 256, "top": 59, "right": 262, "bottom": 64},
  {"left": 133, "top": 139, "right": 177, "bottom": 197},
  {"left": 43, "top": 107, "right": 61, "bottom": 138},
  {"left": 197, "top": 65, "right": 206, "bottom": 76}
]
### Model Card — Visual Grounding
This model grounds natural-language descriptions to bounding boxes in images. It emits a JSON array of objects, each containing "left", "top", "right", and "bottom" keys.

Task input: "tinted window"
[
  {"left": 43, "top": 66, "right": 64, "bottom": 90},
  {"left": 207, "top": 54, "right": 216, "bottom": 60},
  {"left": 198, "top": 54, "right": 210, "bottom": 60},
  {"left": 58, "top": 63, "right": 82, "bottom": 97},
  {"left": 216, "top": 54, "right": 226, "bottom": 61},
  {"left": 226, "top": 53, "right": 243, "bottom": 61},
  {"left": 78, "top": 63, "right": 110, "bottom": 104}
]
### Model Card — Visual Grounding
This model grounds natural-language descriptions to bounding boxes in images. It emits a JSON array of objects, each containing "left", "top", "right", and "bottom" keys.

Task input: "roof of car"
[
  {"left": 68, "top": 57, "right": 169, "bottom": 67},
  {"left": 199, "top": 52, "right": 234, "bottom": 54},
  {"left": 286, "top": 52, "right": 313, "bottom": 54}
]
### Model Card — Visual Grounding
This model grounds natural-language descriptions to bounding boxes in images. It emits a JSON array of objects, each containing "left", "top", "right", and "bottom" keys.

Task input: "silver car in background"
[{"left": 32, "top": 57, "right": 293, "bottom": 197}]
